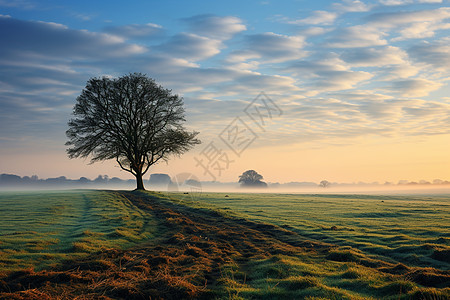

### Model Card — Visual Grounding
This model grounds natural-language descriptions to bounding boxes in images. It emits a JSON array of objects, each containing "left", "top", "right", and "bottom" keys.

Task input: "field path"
[{"left": 0, "top": 191, "right": 449, "bottom": 299}]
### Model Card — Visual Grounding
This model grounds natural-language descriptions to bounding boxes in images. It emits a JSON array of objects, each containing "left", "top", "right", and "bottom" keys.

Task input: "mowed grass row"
[
  {"left": 0, "top": 190, "right": 157, "bottom": 271},
  {"left": 168, "top": 192, "right": 450, "bottom": 270}
]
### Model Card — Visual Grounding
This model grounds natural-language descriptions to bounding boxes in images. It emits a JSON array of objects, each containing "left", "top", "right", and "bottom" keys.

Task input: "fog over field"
[{"left": 2, "top": 172, "right": 450, "bottom": 195}]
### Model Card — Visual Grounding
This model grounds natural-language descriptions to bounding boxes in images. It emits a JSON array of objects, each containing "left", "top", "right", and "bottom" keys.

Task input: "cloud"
[
  {"left": 156, "top": 33, "right": 223, "bottom": 61},
  {"left": 0, "top": 16, "right": 161, "bottom": 148},
  {"left": 408, "top": 39, "right": 450, "bottom": 70},
  {"left": 244, "top": 32, "right": 306, "bottom": 63},
  {"left": 357, "top": 99, "right": 406, "bottom": 119},
  {"left": 403, "top": 101, "right": 447, "bottom": 117},
  {"left": 264, "top": 97, "right": 396, "bottom": 144},
  {"left": 393, "top": 21, "right": 450, "bottom": 40},
  {"left": 182, "top": 15, "right": 246, "bottom": 40},
  {"left": 0, "top": 0, "right": 35, "bottom": 9},
  {"left": 104, "top": 23, "right": 164, "bottom": 39},
  {"left": 379, "top": 64, "right": 420, "bottom": 80},
  {"left": 328, "top": 91, "right": 394, "bottom": 101},
  {"left": 341, "top": 46, "right": 408, "bottom": 66},
  {"left": 269, "top": 95, "right": 450, "bottom": 146},
  {"left": 300, "top": 27, "right": 332, "bottom": 36},
  {"left": 333, "top": 0, "right": 373, "bottom": 12},
  {"left": 224, "top": 32, "right": 307, "bottom": 68},
  {"left": 0, "top": 17, "right": 146, "bottom": 60},
  {"left": 368, "top": 7, "right": 450, "bottom": 26},
  {"left": 367, "top": 7, "right": 450, "bottom": 41},
  {"left": 151, "top": 66, "right": 239, "bottom": 93},
  {"left": 379, "top": 0, "right": 443, "bottom": 5},
  {"left": 379, "top": 0, "right": 413, "bottom": 5},
  {"left": 154, "top": 15, "right": 247, "bottom": 62},
  {"left": 324, "top": 7, "right": 450, "bottom": 47},
  {"left": 225, "top": 50, "right": 261, "bottom": 70},
  {"left": 325, "top": 25, "right": 388, "bottom": 48},
  {"left": 226, "top": 73, "right": 300, "bottom": 94},
  {"left": 289, "top": 10, "right": 338, "bottom": 25},
  {"left": 355, "top": 98, "right": 450, "bottom": 136},
  {"left": 286, "top": 56, "right": 373, "bottom": 92},
  {"left": 72, "top": 13, "right": 93, "bottom": 21},
  {"left": 287, "top": 55, "right": 348, "bottom": 73},
  {"left": 313, "top": 70, "right": 373, "bottom": 91},
  {"left": 386, "top": 78, "right": 443, "bottom": 97}
]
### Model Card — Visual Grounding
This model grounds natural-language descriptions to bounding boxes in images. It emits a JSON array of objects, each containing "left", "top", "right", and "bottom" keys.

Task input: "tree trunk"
[{"left": 135, "top": 172, "right": 145, "bottom": 190}]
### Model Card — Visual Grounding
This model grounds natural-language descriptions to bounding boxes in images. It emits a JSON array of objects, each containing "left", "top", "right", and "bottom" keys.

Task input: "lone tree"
[
  {"left": 238, "top": 170, "right": 268, "bottom": 188},
  {"left": 319, "top": 180, "right": 330, "bottom": 188},
  {"left": 66, "top": 73, "right": 200, "bottom": 190}
]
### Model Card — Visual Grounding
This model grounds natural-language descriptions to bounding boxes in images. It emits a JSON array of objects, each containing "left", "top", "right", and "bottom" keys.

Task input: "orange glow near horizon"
[{"left": 1, "top": 133, "right": 449, "bottom": 185}]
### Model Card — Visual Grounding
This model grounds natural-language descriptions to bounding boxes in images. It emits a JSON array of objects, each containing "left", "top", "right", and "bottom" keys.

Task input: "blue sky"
[{"left": 1, "top": 0, "right": 449, "bottom": 183}]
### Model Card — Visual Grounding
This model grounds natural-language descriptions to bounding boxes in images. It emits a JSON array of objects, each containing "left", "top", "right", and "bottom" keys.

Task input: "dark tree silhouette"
[
  {"left": 149, "top": 173, "right": 172, "bottom": 186},
  {"left": 319, "top": 180, "right": 330, "bottom": 188},
  {"left": 66, "top": 73, "right": 200, "bottom": 190},
  {"left": 238, "top": 170, "right": 268, "bottom": 188}
]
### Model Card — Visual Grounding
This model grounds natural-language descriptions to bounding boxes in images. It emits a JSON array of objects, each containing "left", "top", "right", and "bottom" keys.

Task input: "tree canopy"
[
  {"left": 238, "top": 170, "right": 267, "bottom": 188},
  {"left": 66, "top": 73, "right": 200, "bottom": 190},
  {"left": 319, "top": 180, "right": 330, "bottom": 188}
]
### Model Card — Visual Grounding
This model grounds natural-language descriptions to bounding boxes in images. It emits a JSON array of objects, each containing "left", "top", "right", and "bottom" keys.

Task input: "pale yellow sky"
[{"left": 3, "top": 133, "right": 448, "bottom": 184}]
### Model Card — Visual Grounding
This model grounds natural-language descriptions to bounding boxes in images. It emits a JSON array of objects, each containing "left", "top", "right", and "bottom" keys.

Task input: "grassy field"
[
  {"left": 165, "top": 192, "right": 450, "bottom": 299},
  {"left": 0, "top": 190, "right": 449, "bottom": 299},
  {"left": 172, "top": 192, "right": 450, "bottom": 270},
  {"left": 0, "top": 190, "right": 157, "bottom": 271}
]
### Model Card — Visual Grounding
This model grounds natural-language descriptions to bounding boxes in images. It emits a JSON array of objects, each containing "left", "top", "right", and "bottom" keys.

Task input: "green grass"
[
  {"left": 1, "top": 190, "right": 449, "bottom": 299},
  {"left": 216, "top": 253, "right": 439, "bottom": 300},
  {"left": 157, "top": 191, "right": 449, "bottom": 299},
  {"left": 0, "top": 190, "right": 157, "bottom": 271},
  {"left": 167, "top": 192, "right": 450, "bottom": 270}
]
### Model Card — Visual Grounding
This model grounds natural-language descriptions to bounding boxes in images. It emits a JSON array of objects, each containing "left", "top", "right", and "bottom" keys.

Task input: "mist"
[{"left": 2, "top": 173, "right": 450, "bottom": 195}]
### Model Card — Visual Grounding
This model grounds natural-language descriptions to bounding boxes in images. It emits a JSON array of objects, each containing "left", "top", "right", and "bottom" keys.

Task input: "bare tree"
[{"left": 66, "top": 73, "right": 200, "bottom": 190}]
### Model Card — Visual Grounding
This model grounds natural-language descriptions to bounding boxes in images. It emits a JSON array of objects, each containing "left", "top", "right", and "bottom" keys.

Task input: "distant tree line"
[
  {"left": 0, "top": 174, "right": 135, "bottom": 188},
  {"left": 0, "top": 173, "right": 186, "bottom": 189},
  {"left": 1, "top": 173, "right": 450, "bottom": 189}
]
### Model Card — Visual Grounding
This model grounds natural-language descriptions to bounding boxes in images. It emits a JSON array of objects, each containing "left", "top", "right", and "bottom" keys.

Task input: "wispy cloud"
[
  {"left": 182, "top": 15, "right": 246, "bottom": 40},
  {"left": 333, "top": 0, "right": 373, "bottom": 12},
  {"left": 367, "top": 7, "right": 450, "bottom": 40},
  {"left": 341, "top": 46, "right": 408, "bottom": 67},
  {"left": 157, "top": 33, "right": 223, "bottom": 61},
  {"left": 379, "top": 0, "right": 443, "bottom": 5},
  {"left": 0, "top": 0, "right": 35, "bottom": 9},
  {"left": 408, "top": 39, "right": 450, "bottom": 70},
  {"left": 325, "top": 25, "right": 388, "bottom": 48},
  {"left": 0, "top": 17, "right": 146, "bottom": 60},
  {"left": 104, "top": 23, "right": 164, "bottom": 39},
  {"left": 288, "top": 10, "right": 338, "bottom": 25},
  {"left": 385, "top": 78, "right": 443, "bottom": 97},
  {"left": 244, "top": 32, "right": 307, "bottom": 63}
]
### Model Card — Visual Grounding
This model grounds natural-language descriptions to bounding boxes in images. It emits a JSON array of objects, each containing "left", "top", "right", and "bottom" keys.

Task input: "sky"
[{"left": 0, "top": 0, "right": 449, "bottom": 185}]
